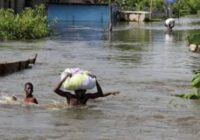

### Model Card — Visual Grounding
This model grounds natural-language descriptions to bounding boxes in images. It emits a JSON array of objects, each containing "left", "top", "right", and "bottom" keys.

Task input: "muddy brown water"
[{"left": 0, "top": 16, "right": 200, "bottom": 140}]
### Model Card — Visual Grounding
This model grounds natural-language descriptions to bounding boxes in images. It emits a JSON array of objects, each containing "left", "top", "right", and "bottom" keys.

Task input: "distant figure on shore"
[
  {"left": 54, "top": 73, "right": 119, "bottom": 106},
  {"left": 23, "top": 82, "right": 38, "bottom": 104},
  {"left": 164, "top": 18, "right": 175, "bottom": 34}
]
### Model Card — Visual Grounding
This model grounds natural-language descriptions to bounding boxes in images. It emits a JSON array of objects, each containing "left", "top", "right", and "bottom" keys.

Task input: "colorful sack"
[{"left": 61, "top": 68, "right": 96, "bottom": 90}]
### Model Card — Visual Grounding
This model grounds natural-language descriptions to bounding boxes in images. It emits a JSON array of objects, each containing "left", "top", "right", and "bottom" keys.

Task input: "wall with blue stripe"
[{"left": 48, "top": 4, "right": 109, "bottom": 23}]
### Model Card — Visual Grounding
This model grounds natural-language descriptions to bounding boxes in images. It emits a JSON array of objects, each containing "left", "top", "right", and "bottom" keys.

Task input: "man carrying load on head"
[
  {"left": 164, "top": 18, "right": 175, "bottom": 34},
  {"left": 54, "top": 71, "right": 119, "bottom": 106}
]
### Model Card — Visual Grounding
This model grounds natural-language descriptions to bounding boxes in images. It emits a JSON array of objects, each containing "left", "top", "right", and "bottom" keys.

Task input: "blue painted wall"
[{"left": 48, "top": 4, "right": 109, "bottom": 23}]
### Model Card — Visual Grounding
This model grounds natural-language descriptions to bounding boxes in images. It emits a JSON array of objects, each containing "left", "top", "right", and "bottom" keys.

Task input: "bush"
[
  {"left": 187, "top": 33, "right": 200, "bottom": 45},
  {"left": 115, "top": 0, "right": 200, "bottom": 16},
  {"left": 0, "top": 4, "right": 49, "bottom": 40},
  {"left": 176, "top": 71, "right": 200, "bottom": 99}
]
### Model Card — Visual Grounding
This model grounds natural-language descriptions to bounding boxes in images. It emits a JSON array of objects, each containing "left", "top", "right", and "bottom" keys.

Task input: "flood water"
[{"left": 0, "top": 16, "right": 200, "bottom": 140}]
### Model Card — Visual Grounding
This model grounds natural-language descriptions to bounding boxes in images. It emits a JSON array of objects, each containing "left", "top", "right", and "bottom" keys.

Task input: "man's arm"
[
  {"left": 54, "top": 73, "right": 73, "bottom": 98},
  {"left": 33, "top": 98, "right": 38, "bottom": 104},
  {"left": 169, "top": 22, "right": 175, "bottom": 29},
  {"left": 86, "top": 80, "right": 119, "bottom": 99},
  {"left": 164, "top": 22, "right": 168, "bottom": 27},
  {"left": 85, "top": 80, "right": 103, "bottom": 99},
  {"left": 101, "top": 91, "right": 120, "bottom": 97}
]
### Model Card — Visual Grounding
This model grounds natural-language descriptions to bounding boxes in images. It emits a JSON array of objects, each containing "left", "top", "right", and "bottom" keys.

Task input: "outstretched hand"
[
  {"left": 88, "top": 73, "right": 96, "bottom": 78},
  {"left": 111, "top": 91, "right": 120, "bottom": 95}
]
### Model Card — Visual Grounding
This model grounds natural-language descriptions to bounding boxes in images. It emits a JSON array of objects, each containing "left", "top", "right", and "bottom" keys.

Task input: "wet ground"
[{"left": 0, "top": 16, "right": 200, "bottom": 140}]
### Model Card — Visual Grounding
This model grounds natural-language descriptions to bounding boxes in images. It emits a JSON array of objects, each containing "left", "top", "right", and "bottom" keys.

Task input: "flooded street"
[{"left": 1, "top": 16, "right": 200, "bottom": 140}]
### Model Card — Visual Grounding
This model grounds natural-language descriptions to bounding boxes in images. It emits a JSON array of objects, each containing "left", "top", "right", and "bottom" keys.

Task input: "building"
[
  {"left": 47, "top": 0, "right": 116, "bottom": 23},
  {"left": 48, "top": 0, "right": 98, "bottom": 4},
  {"left": 0, "top": 0, "right": 25, "bottom": 13},
  {"left": 0, "top": 0, "right": 115, "bottom": 23},
  {"left": 0, "top": 0, "right": 102, "bottom": 12},
  {"left": 47, "top": 3, "right": 109, "bottom": 22}
]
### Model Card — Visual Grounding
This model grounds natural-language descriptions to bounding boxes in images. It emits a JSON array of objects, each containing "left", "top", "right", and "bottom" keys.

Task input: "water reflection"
[
  {"left": 51, "top": 22, "right": 108, "bottom": 41},
  {"left": 165, "top": 33, "right": 174, "bottom": 43},
  {"left": 112, "top": 28, "right": 151, "bottom": 43}
]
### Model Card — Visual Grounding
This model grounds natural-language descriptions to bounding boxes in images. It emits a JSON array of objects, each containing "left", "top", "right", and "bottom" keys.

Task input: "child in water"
[
  {"left": 0, "top": 82, "right": 38, "bottom": 105},
  {"left": 23, "top": 82, "right": 38, "bottom": 104}
]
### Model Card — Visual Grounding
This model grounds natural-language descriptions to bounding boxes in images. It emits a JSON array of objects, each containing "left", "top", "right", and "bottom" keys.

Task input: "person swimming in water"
[
  {"left": 0, "top": 83, "right": 38, "bottom": 104},
  {"left": 54, "top": 73, "right": 119, "bottom": 106},
  {"left": 23, "top": 82, "right": 38, "bottom": 104}
]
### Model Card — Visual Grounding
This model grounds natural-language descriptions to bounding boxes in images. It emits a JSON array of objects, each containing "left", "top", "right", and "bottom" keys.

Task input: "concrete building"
[
  {"left": 48, "top": 3, "right": 109, "bottom": 22},
  {"left": 48, "top": 0, "right": 97, "bottom": 4},
  {"left": 0, "top": 0, "right": 99, "bottom": 13},
  {"left": 0, "top": 0, "right": 113, "bottom": 23},
  {"left": 0, "top": 0, "right": 25, "bottom": 13}
]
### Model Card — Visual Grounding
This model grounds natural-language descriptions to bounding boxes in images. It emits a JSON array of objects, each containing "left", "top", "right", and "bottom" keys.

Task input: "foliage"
[
  {"left": 172, "top": 0, "right": 200, "bottom": 16},
  {"left": 115, "top": 0, "right": 135, "bottom": 10},
  {"left": 175, "top": 92, "right": 200, "bottom": 99},
  {"left": 135, "top": 0, "right": 164, "bottom": 11},
  {"left": 176, "top": 71, "right": 200, "bottom": 99},
  {"left": 114, "top": 0, "right": 165, "bottom": 12},
  {"left": 192, "top": 72, "right": 200, "bottom": 88},
  {"left": 176, "top": 31, "right": 200, "bottom": 100},
  {"left": 0, "top": 4, "right": 49, "bottom": 40},
  {"left": 185, "top": 0, "right": 200, "bottom": 14},
  {"left": 115, "top": 0, "right": 164, "bottom": 10},
  {"left": 115, "top": 0, "right": 200, "bottom": 15},
  {"left": 187, "top": 33, "right": 200, "bottom": 45}
]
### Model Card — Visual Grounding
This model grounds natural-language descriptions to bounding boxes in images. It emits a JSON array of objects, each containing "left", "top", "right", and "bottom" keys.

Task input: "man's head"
[
  {"left": 24, "top": 82, "right": 33, "bottom": 96},
  {"left": 74, "top": 89, "right": 86, "bottom": 98}
]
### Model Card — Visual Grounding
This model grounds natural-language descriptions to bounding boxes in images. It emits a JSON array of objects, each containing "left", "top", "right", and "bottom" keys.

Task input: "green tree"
[
  {"left": 115, "top": 0, "right": 200, "bottom": 15},
  {"left": 0, "top": 4, "right": 49, "bottom": 40}
]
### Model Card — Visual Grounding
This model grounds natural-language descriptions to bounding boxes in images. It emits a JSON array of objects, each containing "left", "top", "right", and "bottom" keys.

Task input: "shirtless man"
[
  {"left": 54, "top": 74, "right": 119, "bottom": 105},
  {"left": 23, "top": 82, "right": 38, "bottom": 104}
]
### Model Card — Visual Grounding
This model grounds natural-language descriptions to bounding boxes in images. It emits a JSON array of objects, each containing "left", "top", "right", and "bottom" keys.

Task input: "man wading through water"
[{"left": 54, "top": 73, "right": 119, "bottom": 106}]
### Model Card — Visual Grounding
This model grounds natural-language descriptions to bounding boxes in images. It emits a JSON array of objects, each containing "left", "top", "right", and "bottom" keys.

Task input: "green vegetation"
[
  {"left": 113, "top": 0, "right": 200, "bottom": 16},
  {"left": 172, "top": 0, "right": 200, "bottom": 16},
  {"left": 187, "top": 33, "right": 200, "bottom": 45},
  {"left": 115, "top": 0, "right": 164, "bottom": 11},
  {"left": 0, "top": 4, "right": 49, "bottom": 40},
  {"left": 176, "top": 71, "right": 200, "bottom": 99}
]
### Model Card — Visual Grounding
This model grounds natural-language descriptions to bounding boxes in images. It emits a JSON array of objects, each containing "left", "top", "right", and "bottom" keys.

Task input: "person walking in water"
[
  {"left": 164, "top": 18, "right": 175, "bottom": 34},
  {"left": 23, "top": 82, "right": 38, "bottom": 104},
  {"left": 54, "top": 73, "right": 119, "bottom": 106}
]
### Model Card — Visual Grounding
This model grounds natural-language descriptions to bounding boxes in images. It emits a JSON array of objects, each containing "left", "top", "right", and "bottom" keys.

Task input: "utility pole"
[
  {"left": 178, "top": 0, "right": 180, "bottom": 18},
  {"left": 149, "top": 0, "right": 153, "bottom": 20},
  {"left": 109, "top": 0, "right": 112, "bottom": 32}
]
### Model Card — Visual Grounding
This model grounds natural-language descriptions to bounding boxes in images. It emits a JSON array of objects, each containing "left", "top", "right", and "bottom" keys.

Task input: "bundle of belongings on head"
[
  {"left": 164, "top": 18, "right": 175, "bottom": 29},
  {"left": 61, "top": 68, "right": 96, "bottom": 90}
]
